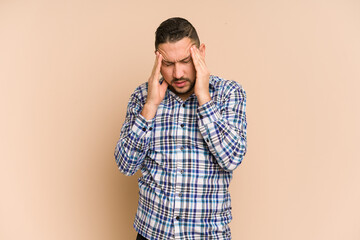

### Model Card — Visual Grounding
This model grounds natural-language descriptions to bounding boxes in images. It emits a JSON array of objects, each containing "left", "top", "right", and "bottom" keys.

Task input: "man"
[{"left": 115, "top": 17, "right": 247, "bottom": 240}]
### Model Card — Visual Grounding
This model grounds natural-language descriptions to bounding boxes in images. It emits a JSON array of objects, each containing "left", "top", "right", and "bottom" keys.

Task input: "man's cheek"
[
  {"left": 190, "top": 62, "right": 196, "bottom": 71},
  {"left": 160, "top": 68, "right": 170, "bottom": 80}
]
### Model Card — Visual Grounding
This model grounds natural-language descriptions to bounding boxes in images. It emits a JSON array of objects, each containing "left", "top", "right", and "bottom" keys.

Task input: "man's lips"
[{"left": 173, "top": 80, "right": 187, "bottom": 87}]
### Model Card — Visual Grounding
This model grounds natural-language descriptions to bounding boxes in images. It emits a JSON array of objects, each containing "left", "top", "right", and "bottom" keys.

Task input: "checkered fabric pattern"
[{"left": 115, "top": 75, "right": 247, "bottom": 240}]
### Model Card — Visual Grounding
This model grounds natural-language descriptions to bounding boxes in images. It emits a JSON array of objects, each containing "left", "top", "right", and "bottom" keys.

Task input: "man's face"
[{"left": 157, "top": 37, "right": 203, "bottom": 100}]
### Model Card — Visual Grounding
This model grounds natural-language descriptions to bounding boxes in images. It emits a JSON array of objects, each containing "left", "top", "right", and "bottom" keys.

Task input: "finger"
[
  {"left": 151, "top": 52, "right": 159, "bottom": 75},
  {"left": 194, "top": 47, "right": 206, "bottom": 66},
  {"left": 190, "top": 46, "right": 201, "bottom": 70},
  {"left": 191, "top": 46, "right": 206, "bottom": 71},
  {"left": 154, "top": 53, "right": 163, "bottom": 82},
  {"left": 151, "top": 52, "right": 162, "bottom": 81},
  {"left": 160, "top": 79, "right": 168, "bottom": 92},
  {"left": 156, "top": 53, "right": 162, "bottom": 73}
]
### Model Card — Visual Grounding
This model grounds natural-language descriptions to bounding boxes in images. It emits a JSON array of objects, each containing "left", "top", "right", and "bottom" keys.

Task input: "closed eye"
[
  {"left": 162, "top": 61, "right": 173, "bottom": 66},
  {"left": 181, "top": 58, "right": 191, "bottom": 64},
  {"left": 162, "top": 55, "right": 191, "bottom": 66}
]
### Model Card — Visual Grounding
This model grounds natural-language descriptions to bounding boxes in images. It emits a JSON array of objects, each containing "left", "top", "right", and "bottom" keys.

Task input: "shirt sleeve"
[
  {"left": 114, "top": 90, "right": 154, "bottom": 176},
  {"left": 197, "top": 84, "right": 247, "bottom": 172}
]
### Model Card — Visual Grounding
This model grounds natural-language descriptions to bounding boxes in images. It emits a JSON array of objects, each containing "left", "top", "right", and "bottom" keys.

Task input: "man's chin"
[
  {"left": 172, "top": 86, "right": 194, "bottom": 96},
  {"left": 173, "top": 87, "right": 189, "bottom": 94},
  {"left": 168, "top": 80, "right": 195, "bottom": 97}
]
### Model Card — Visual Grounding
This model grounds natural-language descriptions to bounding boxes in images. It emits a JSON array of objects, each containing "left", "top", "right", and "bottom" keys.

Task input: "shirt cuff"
[
  {"left": 130, "top": 114, "right": 154, "bottom": 139},
  {"left": 197, "top": 100, "right": 222, "bottom": 126}
]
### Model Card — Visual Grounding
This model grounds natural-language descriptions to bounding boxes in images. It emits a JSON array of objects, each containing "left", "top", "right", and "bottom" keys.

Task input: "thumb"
[{"left": 160, "top": 80, "right": 168, "bottom": 93}]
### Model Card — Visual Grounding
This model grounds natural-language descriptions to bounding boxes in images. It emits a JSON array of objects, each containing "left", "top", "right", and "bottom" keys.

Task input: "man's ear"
[{"left": 199, "top": 43, "right": 206, "bottom": 58}]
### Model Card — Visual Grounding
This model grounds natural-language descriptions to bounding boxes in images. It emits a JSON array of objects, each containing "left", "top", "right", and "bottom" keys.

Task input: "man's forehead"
[
  {"left": 157, "top": 38, "right": 195, "bottom": 62},
  {"left": 160, "top": 51, "right": 191, "bottom": 63},
  {"left": 162, "top": 54, "right": 191, "bottom": 64}
]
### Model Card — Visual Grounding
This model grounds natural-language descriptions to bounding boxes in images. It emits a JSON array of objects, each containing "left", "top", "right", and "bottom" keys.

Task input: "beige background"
[{"left": 1, "top": 0, "right": 360, "bottom": 239}]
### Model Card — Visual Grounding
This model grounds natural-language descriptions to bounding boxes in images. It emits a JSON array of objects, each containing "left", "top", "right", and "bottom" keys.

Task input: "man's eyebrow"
[
  {"left": 180, "top": 55, "right": 191, "bottom": 61},
  {"left": 162, "top": 55, "right": 191, "bottom": 64}
]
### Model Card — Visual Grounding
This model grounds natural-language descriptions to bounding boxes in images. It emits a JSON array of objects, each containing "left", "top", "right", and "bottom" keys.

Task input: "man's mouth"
[{"left": 173, "top": 80, "right": 187, "bottom": 88}]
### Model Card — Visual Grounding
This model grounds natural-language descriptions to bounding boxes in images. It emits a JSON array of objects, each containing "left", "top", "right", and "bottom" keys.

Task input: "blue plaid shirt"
[{"left": 115, "top": 75, "right": 247, "bottom": 240}]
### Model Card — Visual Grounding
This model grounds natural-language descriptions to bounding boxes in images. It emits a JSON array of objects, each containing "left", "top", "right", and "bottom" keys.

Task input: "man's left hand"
[{"left": 191, "top": 45, "right": 211, "bottom": 106}]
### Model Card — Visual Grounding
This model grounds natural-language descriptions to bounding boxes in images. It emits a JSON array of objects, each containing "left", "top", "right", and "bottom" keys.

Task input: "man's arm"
[
  {"left": 191, "top": 46, "right": 247, "bottom": 171},
  {"left": 114, "top": 52, "right": 167, "bottom": 176},
  {"left": 141, "top": 52, "right": 168, "bottom": 120},
  {"left": 114, "top": 91, "right": 154, "bottom": 176},
  {"left": 197, "top": 84, "right": 247, "bottom": 172}
]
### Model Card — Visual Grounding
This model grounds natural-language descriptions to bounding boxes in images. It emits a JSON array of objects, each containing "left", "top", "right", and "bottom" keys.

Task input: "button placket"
[{"left": 174, "top": 101, "right": 185, "bottom": 237}]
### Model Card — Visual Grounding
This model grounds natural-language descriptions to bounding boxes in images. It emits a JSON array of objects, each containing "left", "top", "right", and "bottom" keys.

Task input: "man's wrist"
[
  {"left": 141, "top": 102, "right": 159, "bottom": 120},
  {"left": 196, "top": 92, "right": 211, "bottom": 106}
]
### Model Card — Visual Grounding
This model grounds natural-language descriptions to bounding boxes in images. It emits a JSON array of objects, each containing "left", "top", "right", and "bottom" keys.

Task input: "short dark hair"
[{"left": 155, "top": 17, "right": 200, "bottom": 50}]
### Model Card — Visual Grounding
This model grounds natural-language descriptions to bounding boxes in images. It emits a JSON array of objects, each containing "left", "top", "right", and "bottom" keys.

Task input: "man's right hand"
[{"left": 140, "top": 52, "right": 168, "bottom": 120}]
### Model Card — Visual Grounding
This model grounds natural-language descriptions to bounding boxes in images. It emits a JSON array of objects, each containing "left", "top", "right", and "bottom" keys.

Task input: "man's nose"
[{"left": 173, "top": 63, "right": 184, "bottom": 79}]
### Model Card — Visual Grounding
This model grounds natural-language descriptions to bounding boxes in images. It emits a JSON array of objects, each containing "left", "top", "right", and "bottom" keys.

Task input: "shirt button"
[
  {"left": 149, "top": 127, "right": 153, "bottom": 131},
  {"left": 182, "top": 103, "right": 186, "bottom": 108},
  {"left": 180, "top": 146, "right": 184, "bottom": 151},
  {"left": 199, "top": 115, "right": 203, "bottom": 119},
  {"left": 180, "top": 123, "right": 185, "bottom": 128},
  {"left": 180, "top": 169, "right": 184, "bottom": 174},
  {"left": 178, "top": 193, "right": 183, "bottom": 197},
  {"left": 142, "top": 127, "right": 146, "bottom": 131},
  {"left": 176, "top": 216, "right": 180, "bottom": 220}
]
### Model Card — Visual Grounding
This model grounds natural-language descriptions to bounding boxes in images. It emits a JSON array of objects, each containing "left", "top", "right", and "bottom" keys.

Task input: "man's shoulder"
[
  {"left": 129, "top": 82, "right": 149, "bottom": 100},
  {"left": 126, "top": 82, "right": 149, "bottom": 107},
  {"left": 133, "top": 82, "right": 148, "bottom": 94},
  {"left": 210, "top": 75, "right": 245, "bottom": 96}
]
